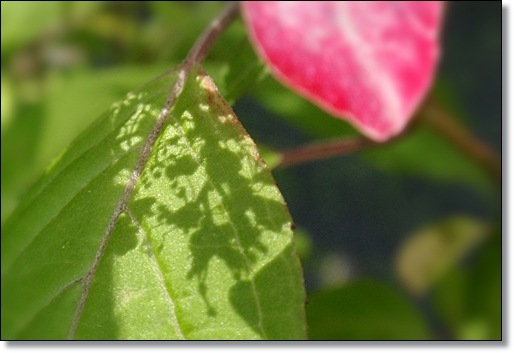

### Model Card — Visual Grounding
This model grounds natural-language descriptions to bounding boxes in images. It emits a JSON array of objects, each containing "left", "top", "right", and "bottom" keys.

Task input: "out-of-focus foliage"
[
  {"left": 433, "top": 233, "right": 501, "bottom": 340},
  {"left": 395, "top": 215, "right": 490, "bottom": 295},
  {"left": 306, "top": 281, "right": 432, "bottom": 340}
]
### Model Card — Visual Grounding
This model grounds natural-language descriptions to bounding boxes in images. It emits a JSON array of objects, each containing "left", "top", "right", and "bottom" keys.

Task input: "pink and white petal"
[{"left": 241, "top": 1, "right": 444, "bottom": 142}]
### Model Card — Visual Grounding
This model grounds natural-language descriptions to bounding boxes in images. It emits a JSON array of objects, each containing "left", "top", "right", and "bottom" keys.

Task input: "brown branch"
[
  {"left": 419, "top": 96, "right": 502, "bottom": 184},
  {"left": 274, "top": 96, "right": 501, "bottom": 183},
  {"left": 185, "top": 2, "right": 239, "bottom": 67},
  {"left": 276, "top": 136, "right": 378, "bottom": 169}
]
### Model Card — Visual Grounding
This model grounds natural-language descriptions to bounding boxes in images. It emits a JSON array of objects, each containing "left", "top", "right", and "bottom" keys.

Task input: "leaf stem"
[
  {"left": 185, "top": 1, "right": 240, "bottom": 67},
  {"left": 419, "top": 96, "right": 502, "bottom": 184},
  {"left": 274, "top": 95, "right": 501, "bottom": 187},
  {"left": 276, "top": 137, "right": 378, "bottom": 169}
]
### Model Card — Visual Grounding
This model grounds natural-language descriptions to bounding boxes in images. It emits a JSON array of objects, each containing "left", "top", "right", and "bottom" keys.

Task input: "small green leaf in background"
[
  {"left": 1, "top": 65, "right": 306, "bottom": 339},
  {"left": 395, "top": 215, "right": 490, "bottom": 295},
  {"left": 256, "top": 145, "right": 282, "bottom": 170},
  {"left": 219, "top": 37, "right": 268, "bottom": 105},
  {"left": 250, "top": 75, "right": 360, "bottom": 140},
  {"left": 306, "top": 280, "right": 431, "bottom": 340}
]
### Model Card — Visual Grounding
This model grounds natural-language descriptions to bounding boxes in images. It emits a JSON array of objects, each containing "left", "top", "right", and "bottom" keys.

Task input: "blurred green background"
[{"left": 1, "top": 1, "right": 502, "bottom": 340}]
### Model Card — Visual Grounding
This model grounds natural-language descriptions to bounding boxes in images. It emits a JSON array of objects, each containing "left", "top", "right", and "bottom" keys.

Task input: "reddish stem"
[
  {"left": 276, "top": 137, "right": 378, "bottom": 168},
  {"left": 274, "top": 96, "right": 501, "bottom": 188},
  {"left": 419, "top": 96, "right": 501, "bottom": 184}
]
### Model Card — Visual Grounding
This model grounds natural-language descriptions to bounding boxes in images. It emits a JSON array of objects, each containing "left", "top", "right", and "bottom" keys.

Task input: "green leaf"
[
  {"left": 1, "top": 65, "right": 306, "bottom": 339},
  {"left": 306, "top": 280, "right": 432, "bottom": 340},
  {"left": 432, "top": 267, "right": 468, "bottom": 333},
  {"left": 395, "top": 216, "right": 490, "bottom": 295},
  {"left": 219, "top": 37, "right": 268, "bottom": 105},
  {"left": 463, "top": 234, "right": 501, "bottom": 340},
  {"left": 256, "top": 145, "right": 282, "bottom": 170},
  {"left": 251, "top": 75, "right": 359, "bottom": 139}
]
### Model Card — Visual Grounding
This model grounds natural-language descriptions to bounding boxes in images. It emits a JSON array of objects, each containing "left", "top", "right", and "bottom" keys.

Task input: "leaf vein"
[
  {"left": 2, "top": 86, "right": 172, "bottom": 275},
  {"left": 2, "top": 147, "right": 143, "bottom": 276},
  {"left": 67, "top": 65, "right": 190, "bottom": 340},
  {"left": 3, "top": 85, "right": 172, "bottom": 233},
  {"left": 126, "top": 208, "right": 186, "bottom": 340},
  {"left": 12, "top": 277, "right": 84, "bottom": 338}
]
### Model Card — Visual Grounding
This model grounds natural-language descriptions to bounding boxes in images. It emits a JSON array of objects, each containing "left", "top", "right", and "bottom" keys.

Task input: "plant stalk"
[
  {"left": 419, "top": 96, "right": 502, "bottom": 184},
  {"left": 276, "top": 137, "right": 378, "bottom": 169},
  {"left": 274, "top": 96, "right": 501, "bottom": 187}
]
